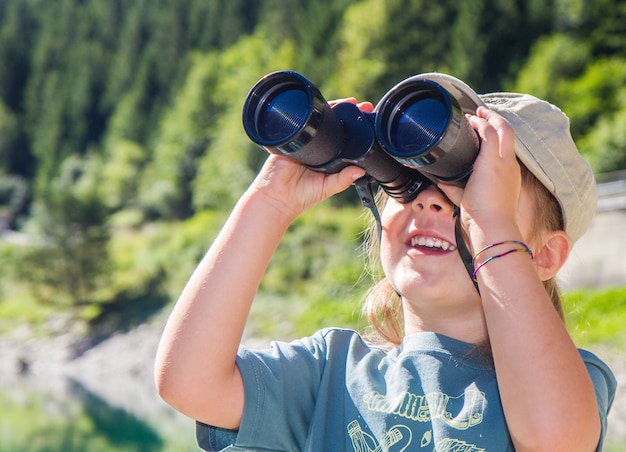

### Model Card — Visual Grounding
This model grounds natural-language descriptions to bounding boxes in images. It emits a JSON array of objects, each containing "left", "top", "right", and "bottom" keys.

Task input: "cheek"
[
  {"left": 380, "top": 199, "right": 405, "bottom": 230},
  {"left": 380, "top": 202, "right": 405, "bottom": 258},
  {"left": 378, "top": 233, "right": 404, "bottom": 295},
  {"left": 378, "top": 227, "right": 396, "bottom": 269},
  {"left": 379, "top": 218, "right": 405, "bottom": 280}
]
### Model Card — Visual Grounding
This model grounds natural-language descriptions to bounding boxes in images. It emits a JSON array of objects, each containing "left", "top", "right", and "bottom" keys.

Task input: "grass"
[{"left": 563, "top": 286, "right": 626, "bottom": 347}]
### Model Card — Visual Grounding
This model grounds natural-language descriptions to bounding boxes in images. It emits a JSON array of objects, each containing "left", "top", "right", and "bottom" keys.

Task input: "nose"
[{"left": 411, "top": 185, "right": 455, "bottom": 215}]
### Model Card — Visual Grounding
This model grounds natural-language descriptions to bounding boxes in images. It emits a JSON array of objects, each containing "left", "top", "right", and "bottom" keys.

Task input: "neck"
[{"left": 402, "top": 296, "right": 487, "bottom": 345}]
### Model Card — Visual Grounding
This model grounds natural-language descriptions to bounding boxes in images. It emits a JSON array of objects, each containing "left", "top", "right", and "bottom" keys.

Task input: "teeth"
[{"left": 411, "top": 236, "right": 456, "bottom": 251}]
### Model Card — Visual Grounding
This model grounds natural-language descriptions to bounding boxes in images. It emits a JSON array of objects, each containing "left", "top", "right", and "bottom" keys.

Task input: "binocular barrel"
[
  {"left": 242, "top": 71, "right": 345, "bottom": 168},
  {"left": 375, "top": 78, "right": 479, "bottom": 183},
  {"left": 242, "top": 70, "right": 480, "bottom": 202}
]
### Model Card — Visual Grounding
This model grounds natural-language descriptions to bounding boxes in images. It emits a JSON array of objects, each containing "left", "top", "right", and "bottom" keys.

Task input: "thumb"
[{"left": 326, "top": 166, "right": 366, "bottom": 196}]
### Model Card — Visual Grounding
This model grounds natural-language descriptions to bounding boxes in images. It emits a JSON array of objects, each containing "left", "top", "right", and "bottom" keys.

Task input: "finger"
[
  {"left": 325, "top": 166, "right": 366, "bottom": 196},
  {"left": 475, "top": 107, "right": 515, "bottom": 160},
  {"left": 436, "top": 181, "right": 463, "bottom": 207},
  {"left": 357, "top": 101, "right": 374, "bottom": 113},
  {"left": 328, "top": 97, "right": 358, "bottom": 107},
  {"left": 467, "top": 113, "right": 501, "bottom": 163}
]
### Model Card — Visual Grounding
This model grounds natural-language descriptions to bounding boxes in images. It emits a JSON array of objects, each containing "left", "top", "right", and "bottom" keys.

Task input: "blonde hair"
[{"left": 361, "top": 164, "right": 565, "bottom": 347}]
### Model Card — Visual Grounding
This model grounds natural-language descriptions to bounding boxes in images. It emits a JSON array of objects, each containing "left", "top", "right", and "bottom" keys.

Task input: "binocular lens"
[
  {"left": 243, "top": 71, "right": 345, "bottom": 167},
  {"left": 254, "top": 88, "right": 309, "bottom": 143},
  {"left": 388, "top": 97, "right": 449, "bottom": 155},
  {"left": 377, "top": 82, "right": 452, "bottom": 162},
  {"left": 376, "top": 78, "right": 478, "bottom": 181}
]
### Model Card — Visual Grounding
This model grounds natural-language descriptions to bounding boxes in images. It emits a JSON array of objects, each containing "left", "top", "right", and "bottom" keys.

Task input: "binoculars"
[{"left": 242, "top": 70, "right": 483, "bottom": 203}]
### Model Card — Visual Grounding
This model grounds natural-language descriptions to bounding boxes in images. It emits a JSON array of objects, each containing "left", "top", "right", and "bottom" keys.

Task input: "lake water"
[{"left": 0, "top": 374, "right": 199, "bottom": 452}]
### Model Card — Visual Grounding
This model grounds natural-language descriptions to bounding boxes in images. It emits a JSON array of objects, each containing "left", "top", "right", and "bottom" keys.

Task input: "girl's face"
[
  {"left": 379, "top": 186, "right": 475, "bottom": 307},
  {"left": 379, "top": 184, "right": 537, "bottom": 312}
]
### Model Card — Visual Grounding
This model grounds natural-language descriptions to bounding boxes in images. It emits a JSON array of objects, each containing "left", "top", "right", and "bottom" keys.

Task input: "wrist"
[
  {"left": 241, "top": 184, "right": 302, "bottom": 228},
  {"left": 471, "top": 240, "right": 534, "bottom": 281},
  {"left": 466, "top": 218, "right": 524, "bottom": 254}
]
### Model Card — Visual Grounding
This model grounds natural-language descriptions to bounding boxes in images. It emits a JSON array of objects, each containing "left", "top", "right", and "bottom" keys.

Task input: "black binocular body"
[{"left": 242, "top": 70, "right": 481, "bottom": 203}]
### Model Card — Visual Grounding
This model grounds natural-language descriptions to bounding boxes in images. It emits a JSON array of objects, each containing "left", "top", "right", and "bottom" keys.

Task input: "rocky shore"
[{"left": 1, "top": 311, "right": 624, "bottom": 449}]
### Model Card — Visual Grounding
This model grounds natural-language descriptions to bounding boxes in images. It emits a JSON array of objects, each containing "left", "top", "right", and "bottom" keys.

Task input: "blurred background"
[{"left": 0, "top": 0, "right": 624, "bottom": 450}]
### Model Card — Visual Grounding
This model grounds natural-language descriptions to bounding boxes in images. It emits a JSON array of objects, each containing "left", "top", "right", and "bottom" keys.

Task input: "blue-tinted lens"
[
  {"left": 256, "top": 89, "right": 309, "bottom": 142},
  {"left": 389, "top": 98, "right": 448, "bottom": 155}
]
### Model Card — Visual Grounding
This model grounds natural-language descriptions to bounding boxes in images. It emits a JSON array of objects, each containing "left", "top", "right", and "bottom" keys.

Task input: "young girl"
[{"left": 154, "top": 77, "right": 616, "bottom": 451}]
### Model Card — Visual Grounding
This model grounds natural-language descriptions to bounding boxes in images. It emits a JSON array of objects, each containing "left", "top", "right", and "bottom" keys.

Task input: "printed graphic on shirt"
[
  {"left": 347, "top": 420, "right": 412, "bottom": 452},
  {"left": 348, "top": 388, "right": 487, "bottom": 451},
  {"left": 363, "top": 388, "right": 485, "bottom": 429}
]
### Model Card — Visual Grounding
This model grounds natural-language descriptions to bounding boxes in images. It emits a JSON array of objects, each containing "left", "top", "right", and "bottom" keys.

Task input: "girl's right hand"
[
  {"left": 246, "top": 97, "right": 372, "bottom": 224},
  {"left": 249, "top": 154, "right": 366, "bottom": 224},
  {"left": 248, "top": 97, "right": 370, "bottom": 223}
]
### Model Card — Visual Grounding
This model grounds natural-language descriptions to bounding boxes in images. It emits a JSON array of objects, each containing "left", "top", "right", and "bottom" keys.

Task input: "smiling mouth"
[{"left": 410, "top": 236, "right": 457, "bottom": 252}]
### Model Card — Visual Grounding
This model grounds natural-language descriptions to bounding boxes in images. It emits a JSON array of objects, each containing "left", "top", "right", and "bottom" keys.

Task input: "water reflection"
[
  {"left": 0, "top": 374, "right": 197, "bottom": 451},
  {"left": 69, "top": 379, "right": 163, "bottom": 449}
]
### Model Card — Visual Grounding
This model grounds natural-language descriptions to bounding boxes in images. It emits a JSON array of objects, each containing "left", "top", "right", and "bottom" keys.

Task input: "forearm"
[
  {"left": 154, "top": 154, "right": 363, "bottom": 426},
  {"left": 154, "top": 186, "right": 293, "bottom": 426},
  {"left": 473, "top": 227, "right": 600, "bottom": 450}
]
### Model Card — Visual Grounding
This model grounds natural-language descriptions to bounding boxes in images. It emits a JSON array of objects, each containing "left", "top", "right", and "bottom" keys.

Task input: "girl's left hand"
[{"left": 438, "top": 106, "right": 522, "bottom": 238}]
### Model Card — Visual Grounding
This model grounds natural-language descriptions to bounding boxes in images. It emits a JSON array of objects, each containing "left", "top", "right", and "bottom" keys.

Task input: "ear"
[{"left": 533, "top": 231, "right": 571, "bottom": 281}]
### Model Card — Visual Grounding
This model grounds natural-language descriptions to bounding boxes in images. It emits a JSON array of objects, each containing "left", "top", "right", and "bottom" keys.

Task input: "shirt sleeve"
[
  {"left": 195, "top": 330, "right": 334, "bottom": 452},
  {"left": 196, "top": 422, "right": 238, "bottom": 451},
  {"left": 579, "top": 349, "right": 617, "bottom": 451}
]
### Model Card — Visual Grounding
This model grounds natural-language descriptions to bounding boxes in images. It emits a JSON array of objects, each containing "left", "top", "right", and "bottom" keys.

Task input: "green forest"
[{"left": 1, "top": 0, "right": 626, "bottom": 341}]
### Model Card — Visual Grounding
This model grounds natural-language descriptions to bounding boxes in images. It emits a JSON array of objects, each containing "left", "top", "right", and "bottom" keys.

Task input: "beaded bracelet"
[{"left": 472, "top": 240, "right": 534, "bottom": 281}]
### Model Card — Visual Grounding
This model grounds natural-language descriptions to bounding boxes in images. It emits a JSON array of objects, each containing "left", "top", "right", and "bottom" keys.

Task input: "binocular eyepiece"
[{"left": 242, "top": 70, "right": 482, "bottom": 203}]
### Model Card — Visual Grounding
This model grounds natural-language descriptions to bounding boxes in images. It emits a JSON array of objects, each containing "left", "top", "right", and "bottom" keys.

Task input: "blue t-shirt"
[{"left": 197, "top": 329, "right": 616, "bottom": 451}]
